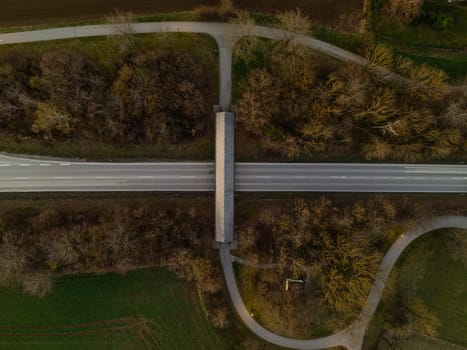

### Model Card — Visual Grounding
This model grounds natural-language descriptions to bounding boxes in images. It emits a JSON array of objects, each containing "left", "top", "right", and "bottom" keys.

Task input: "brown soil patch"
[{"left": 0, "top": 0, "right": 364, "bottom": 31}]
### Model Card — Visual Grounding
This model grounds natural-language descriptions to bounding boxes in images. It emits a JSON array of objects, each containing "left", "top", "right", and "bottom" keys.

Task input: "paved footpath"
[{"left": 1, "top": 22, "right": 465, "bottom": 97}]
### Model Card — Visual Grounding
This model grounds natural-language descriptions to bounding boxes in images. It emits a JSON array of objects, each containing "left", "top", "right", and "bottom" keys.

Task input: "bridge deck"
[{"left": 215, "top": 112, "right": 235, "bottom": 243}]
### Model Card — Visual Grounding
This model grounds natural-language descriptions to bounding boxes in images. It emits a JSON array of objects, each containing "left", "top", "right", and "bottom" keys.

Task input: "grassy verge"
[
  {"left": 371, "top": 0, "right": 467, "bottom": 82},
  {"left": 373, "top": 1, "right": 467, "bottom": 49},
  {"left": 0, "top": 268, "right": 226, "bottom": 350},
  {"left": 363, "top": 230, "right": 467, "bottom": 349},
  {"left": 0, "top": 132, "right": 214, "bottom": 161}
]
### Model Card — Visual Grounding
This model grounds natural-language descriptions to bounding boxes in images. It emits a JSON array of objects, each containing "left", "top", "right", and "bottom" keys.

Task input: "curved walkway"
[
  {"left": 230, "top": 255, "right": 283, "bottom": 270},
  {"left": 220, "top": 216, "right": 467, "bottom": 350},
  {"left": 0, "top": 22, "right": 464, "bottom": 110}
]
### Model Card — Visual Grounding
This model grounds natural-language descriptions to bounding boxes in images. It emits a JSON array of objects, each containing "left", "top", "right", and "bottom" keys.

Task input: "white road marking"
[
  {"left": 180, "top": 176, "right": 196, "bottom": 179},
  {"left": 95, "top": 176, "right": 112, "bottom": 179},
  {"left": 14, "top": 177, "right": 29, "bottom": 180},
  {"left": 19, "top": 164, "right": 30, "bottom": 166},
  {"left": 60, "top": 163, "right": 71, "bottom": 166},
  {"left": 39, "top": 163, "right": 51, "bottom": 166},
  {"left": 55, "top": 176, "right": 71, "bottom": 179},
  {"left": 255, "top": 176, "right": 271, "bottom": 179},
  {"left": 0, "top": 164, "right": 11, "bottom": 167},
  {"left": 138, "top": 176, "right": 155, "bottom": 179}
]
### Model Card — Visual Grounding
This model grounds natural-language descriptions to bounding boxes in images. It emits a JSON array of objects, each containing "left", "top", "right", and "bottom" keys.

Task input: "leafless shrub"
[
  {"left": 383, "top": 0, "right": 425, "bottom": 24},
  {"left": 277, "top": 8, "right": 312, "bottom": 36},
  {"left": 210, "top": 307, "right": 229, "bottom": 328},
  {"left": 42, "top": 233, "right": 79, "bottom": 268},
  {"left": 366, "top": 43, "right": 393, "bottom": 70},
  {"left": 21, "top": 273, "right": 54, "bottom": 298},
  {"left": 219, "top": 0, "right": 234, "bottom": 15},
  {"left": 447, "top": 229, "right": 467, "bottom": 264},
  {"left": 442, "top": 98, "right": 467, "bottom": 130},
  {"left": 0, "top": 232, "right": 27, "bottom": 284},
  {"left": 105, "top": 9, "right": 135, "bottom": 53}
]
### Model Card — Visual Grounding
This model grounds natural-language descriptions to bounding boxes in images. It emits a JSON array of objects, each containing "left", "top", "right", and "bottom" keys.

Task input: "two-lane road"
[
  {"left": 0, "top": 155, "right": 214, "bottom": 192},
  {"left": 0, "top": 155, "right": 465, "bottom": 193},
  {"left": 236, "top": 163, "right": 467, "bottom": 192}
]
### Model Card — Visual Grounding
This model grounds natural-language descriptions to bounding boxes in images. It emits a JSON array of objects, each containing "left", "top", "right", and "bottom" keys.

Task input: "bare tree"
[
  {"left": 105, "top": 9, "right": 136, "bottom": 53},
  {"left": 366, "top": 43, "right": 394, "bottom": 70},
  {"left": 31, "top": 102, "right": 72, "bottom": 139},
  {"left": 21, "top": 273, "right": 54, "bottom": 298},
  {"left": 383, "top": 0, "right": 425, "bottom": 24},
  {"left": 0, "top": 232, "right": 27, "bottom": 284},
  {"left": 277, "top": 8, "right": 312, "bottom": 36}
]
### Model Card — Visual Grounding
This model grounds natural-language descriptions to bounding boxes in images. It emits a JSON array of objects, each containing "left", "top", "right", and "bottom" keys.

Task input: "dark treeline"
[
  {"left": 0, "top": 46, "right": 212, "bottom": 145},
  {"left": 235, "top": 39, "right": 466, "bottom": 162}
]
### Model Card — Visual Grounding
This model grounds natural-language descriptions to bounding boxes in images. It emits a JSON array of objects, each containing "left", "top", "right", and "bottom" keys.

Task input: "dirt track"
[
  {"left": 0, "top": 0, "right": 363, "bottom": 28},
  {"left": 0, "top": 0, "right": 215, "bottom": 26}
]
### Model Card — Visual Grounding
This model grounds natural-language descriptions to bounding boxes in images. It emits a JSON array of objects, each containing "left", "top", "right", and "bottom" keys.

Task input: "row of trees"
[
  {"left": 235, "top": 196, "right": 466, "bottom": 337},
  {"left": 0, "top": 198, "right": 227, "bottom": 327},
  {"left": 0, "top": 46, "right": 212, "bottom": 144},
  {"left": 234, "top": 36, "right": 466, "bottom": 161}
]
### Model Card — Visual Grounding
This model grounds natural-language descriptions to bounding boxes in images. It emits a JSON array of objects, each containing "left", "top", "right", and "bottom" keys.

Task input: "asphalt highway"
[
  {"left": 236, "top": 163, "right": 467, "bottom": 192},
  {"left": 1, "top": 155, "right": 465, "bottom": 193},
  {"left": 0, "top": 155, "right": 214, "bottom": 192}
]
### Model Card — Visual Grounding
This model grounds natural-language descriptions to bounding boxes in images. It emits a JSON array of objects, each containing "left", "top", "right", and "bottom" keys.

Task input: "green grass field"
[
  {"left": 398, "top": 333, "right": 467, "bottom": 350},
  {"left": 364, "top": 230, "right": 467, "bottom": 349},
  {"left": 0, "top": 268, "right": 226, "bottom": 350}
]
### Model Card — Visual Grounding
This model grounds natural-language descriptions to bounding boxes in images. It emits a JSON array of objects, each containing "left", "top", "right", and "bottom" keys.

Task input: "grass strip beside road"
[{"left": 0, "top": 132, "right": 214, "bottom": 161}]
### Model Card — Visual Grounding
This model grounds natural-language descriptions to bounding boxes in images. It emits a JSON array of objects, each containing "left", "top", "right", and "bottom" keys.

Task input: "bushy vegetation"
[
  {"left": 0, "top": 196, "right": 231, "bottom": 330},
  {"left": 235, "top": 195, "right": 466, "bottom": 337},
  {"left": 0, "top": 38, "right": 214, "bottom": 151},
  {"left": 376, "top": 0, "right": 425, "bottom": 25},
  {"left": 234, "top": 39, "right": 466, "bottom": 162}
]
